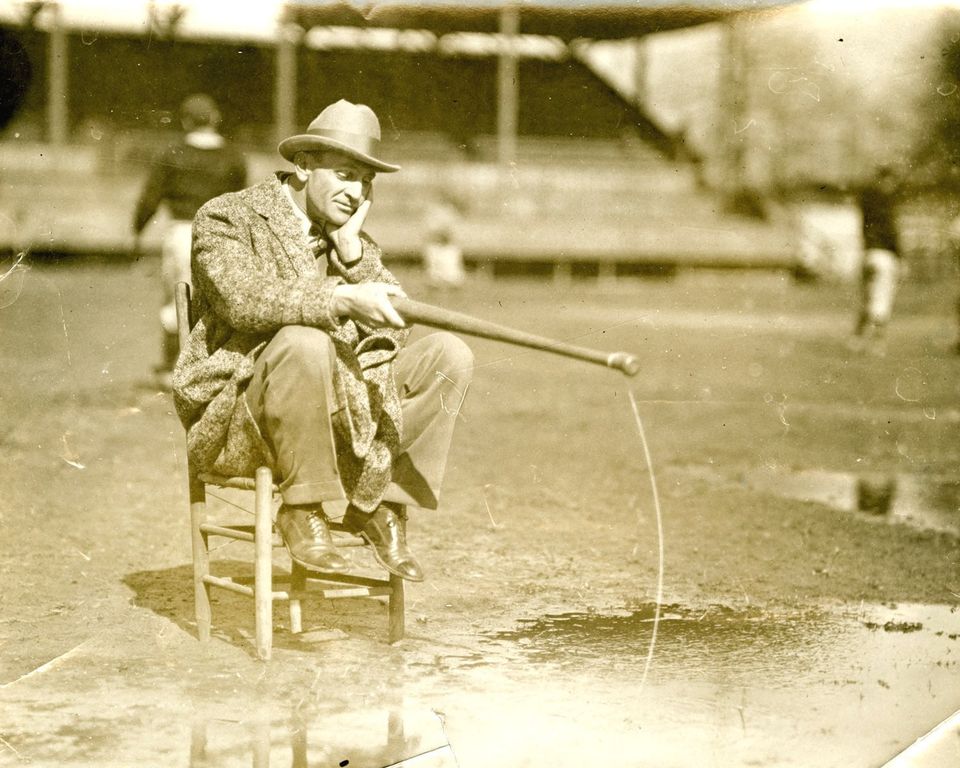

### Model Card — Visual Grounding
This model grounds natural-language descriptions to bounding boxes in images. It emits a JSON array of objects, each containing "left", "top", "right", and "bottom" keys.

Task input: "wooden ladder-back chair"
[{"left": 174, "top": 282, "right": 404, "bottom": 660}]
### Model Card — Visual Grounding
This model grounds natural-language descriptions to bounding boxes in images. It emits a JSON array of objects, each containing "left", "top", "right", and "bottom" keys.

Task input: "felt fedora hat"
[{"left": 278, "top": 100, "right": 400, "bottom": 173}]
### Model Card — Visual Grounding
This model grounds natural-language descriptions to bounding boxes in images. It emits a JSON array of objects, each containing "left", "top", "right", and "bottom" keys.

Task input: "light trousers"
[
  {"left": 244, "top": 326, "right": 474, "bottom": 511},
  {"left": 863, "top": 248, "right": 898, "bottom": 324},
  {"left": 856, "top": 248, "right": 899, "bottom": 337},
  {"left": 159, "top": 220, "right": 194, "bottom": 335}
]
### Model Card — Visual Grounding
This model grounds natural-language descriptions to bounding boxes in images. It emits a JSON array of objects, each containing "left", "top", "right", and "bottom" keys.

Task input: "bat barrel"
[
  {"left": 607, "top": 352, "right": 640, "bottom": 377},
  {"left": 392, "top": 297, "right": 639, "bottom": 377}
]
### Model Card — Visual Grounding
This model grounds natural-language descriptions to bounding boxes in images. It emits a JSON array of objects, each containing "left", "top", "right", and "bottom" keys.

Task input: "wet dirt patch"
[
  {"left": 864, "top": 620, "right": 923, "bottom": 633},
  {"left": 484, "top": 603, "right": 840, "bottom": 685}
]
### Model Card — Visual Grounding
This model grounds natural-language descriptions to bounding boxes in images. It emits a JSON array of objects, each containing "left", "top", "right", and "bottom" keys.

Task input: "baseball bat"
[{"left": 391, "top": 296, "right": 640, "bottom": 377}]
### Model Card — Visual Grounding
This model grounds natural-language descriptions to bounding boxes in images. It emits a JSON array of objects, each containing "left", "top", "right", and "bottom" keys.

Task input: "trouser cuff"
[{"left": 281, "top": 479, "right": 346, "bottom": 507}]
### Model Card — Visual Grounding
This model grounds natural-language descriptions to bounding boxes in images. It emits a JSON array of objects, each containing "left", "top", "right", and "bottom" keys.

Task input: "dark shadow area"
[
  {"left": 615, "top": 262, "right": 679, "bottom": 279},
  {"left": 566, "top": 261, "right": 677, "bottom": 280},
  {"left": 491, "top": 260, "right": 555, "bottom": 279},
  {"left": 123, "top": 563, "right": 393, "bottom": 658},
  {"left": 0, "top": 27, "right": 32, "bottom": 130}
]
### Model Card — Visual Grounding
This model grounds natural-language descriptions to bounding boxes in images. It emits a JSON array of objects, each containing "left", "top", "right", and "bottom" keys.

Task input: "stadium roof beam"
[{"left": 282, "top": 0, "right": 795, "bottom": 42}]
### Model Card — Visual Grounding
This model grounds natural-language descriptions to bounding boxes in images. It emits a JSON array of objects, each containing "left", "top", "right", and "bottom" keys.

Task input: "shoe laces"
[{"left": 305, "top": 511, "right": 328, "bottom": 537}]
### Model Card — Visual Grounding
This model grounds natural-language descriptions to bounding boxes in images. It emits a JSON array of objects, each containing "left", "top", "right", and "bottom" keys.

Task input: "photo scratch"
[
  {"left": 436, "top": 370, "right": 470, "bottom": 420},
  {"left": 481, "top": 484, "right": 501, "bottom": 530},
  {"left": 0, "top": 735, "right": 22, "bottom": 759},
  {"left": 0, "top": 250, "right": 29, "bottom": 309}
]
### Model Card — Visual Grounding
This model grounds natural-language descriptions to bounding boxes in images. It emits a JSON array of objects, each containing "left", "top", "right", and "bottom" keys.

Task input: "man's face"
[{"left": 301, "top": 150, "right": 376, "bottom": 227}]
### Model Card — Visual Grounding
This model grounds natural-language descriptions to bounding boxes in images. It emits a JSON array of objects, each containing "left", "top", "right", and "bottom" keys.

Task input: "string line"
[{"left": 629, "top": 389, "right": 664, "bottom": 692}]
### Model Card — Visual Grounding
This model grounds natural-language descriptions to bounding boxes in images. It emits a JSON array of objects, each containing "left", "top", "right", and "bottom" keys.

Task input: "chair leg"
[
  {"left": 189, "top": 467, "right": 212, "bottom": 643},
  {"left": 289, "top": 562, "right": 306, "bottom": 635},
  {"left": 387, "top": 708, "right": 405, "bottom": 752},
  {"left": 254, "top": 466, "right": 274, "bottom": 661},
  {"left": 289, "top": 714, "right": 308, "bottom": 765},
  {"left": 388, "top": 574, "right": 405, "bottom": 643},
  {"left": 189, "top": 720, "right": 208, "bottom": 766},
  {"left": 252, "top": 720, "right": 271, "bottom": 768}
]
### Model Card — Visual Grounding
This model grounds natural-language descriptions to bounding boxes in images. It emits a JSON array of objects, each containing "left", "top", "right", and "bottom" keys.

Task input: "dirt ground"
[{"left": 1, "top": 256, "right": 959, "bottom": 767}]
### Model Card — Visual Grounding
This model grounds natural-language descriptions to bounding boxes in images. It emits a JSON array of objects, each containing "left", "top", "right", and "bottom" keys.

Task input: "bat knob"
[{"left": 608, "top": 352, "right": 640, "bottom": 377}]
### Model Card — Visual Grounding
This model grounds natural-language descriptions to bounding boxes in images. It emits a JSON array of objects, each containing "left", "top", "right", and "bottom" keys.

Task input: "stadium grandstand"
[{"left": 0, "top": 0, "right": 798, "bottom": 276}]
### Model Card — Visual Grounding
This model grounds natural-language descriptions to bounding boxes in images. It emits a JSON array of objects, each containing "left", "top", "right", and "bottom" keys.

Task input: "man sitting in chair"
[{"left": 172, "top": 100, "right": 474, "bottom": 582}]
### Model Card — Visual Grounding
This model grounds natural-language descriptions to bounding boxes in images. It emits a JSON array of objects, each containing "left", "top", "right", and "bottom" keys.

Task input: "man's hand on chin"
[{"left": 326, "top": 199, "right": 371, "bottom": 265}]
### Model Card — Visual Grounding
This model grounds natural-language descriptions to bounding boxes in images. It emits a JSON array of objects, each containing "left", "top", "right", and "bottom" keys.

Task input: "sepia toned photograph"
[{"left": 1, "top": 1, "right": 959, "bottom": 765}]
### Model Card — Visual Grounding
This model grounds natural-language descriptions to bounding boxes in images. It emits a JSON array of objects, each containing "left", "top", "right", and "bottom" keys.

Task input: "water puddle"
[
  {"left": 743, "top": 468, "right": 960, "bottom": 535},
  {"left": 686, "top": 465, "right": 960, "bottom": 535},
  {"left": 486, "top": 601, "right": 960, "bottom": 686}
]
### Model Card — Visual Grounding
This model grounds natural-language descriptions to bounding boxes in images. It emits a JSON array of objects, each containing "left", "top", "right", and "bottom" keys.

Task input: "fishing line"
[{"left": 628, "top": 389, "right": 664, "bottom": 692}]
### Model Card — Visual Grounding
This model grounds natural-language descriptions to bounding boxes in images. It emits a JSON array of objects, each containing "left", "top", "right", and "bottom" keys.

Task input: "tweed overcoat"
[{"left": 172, "top": 173, "right": 410, "bottom": 512}]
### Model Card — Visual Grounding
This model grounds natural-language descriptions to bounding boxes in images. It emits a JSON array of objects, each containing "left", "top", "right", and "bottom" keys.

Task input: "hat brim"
[{"left": 278, "top": 135, "right": 401, "bottom": 173}]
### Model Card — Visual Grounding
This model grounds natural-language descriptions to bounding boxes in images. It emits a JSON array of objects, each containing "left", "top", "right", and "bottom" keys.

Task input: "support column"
[
  {"left": 718, "top": 17, "right": 747, "bottom": 204},
  {"left": 275, "top": 23, "right": 300, "bottom": 147},
  {"left": 633, "top": 36, "right": 648, "bottom": 111},
  {"left": 496, "top": 3, "right": 519, "bottom": 166},
  {"left": 47, "top": 2, "right": 68, "bottom": 145}
]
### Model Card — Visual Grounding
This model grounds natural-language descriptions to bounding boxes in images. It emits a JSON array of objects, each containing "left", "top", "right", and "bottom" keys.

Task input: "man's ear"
[{"left": 292, "top": 151, "right": 311, "bottom": 182}]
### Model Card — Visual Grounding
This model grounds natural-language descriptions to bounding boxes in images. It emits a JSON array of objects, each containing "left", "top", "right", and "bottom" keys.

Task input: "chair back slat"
[{"left": 174, "top": 281, "right": 193, "bottom": 351}]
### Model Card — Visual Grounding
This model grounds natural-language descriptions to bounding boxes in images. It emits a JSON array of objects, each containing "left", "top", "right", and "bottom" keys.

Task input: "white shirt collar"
[
  {"left": 280, "top": 181, "right": 314, "bottom": 237},
  {"left": 184, "top": 130, "right": 225, "bottom": 150}
]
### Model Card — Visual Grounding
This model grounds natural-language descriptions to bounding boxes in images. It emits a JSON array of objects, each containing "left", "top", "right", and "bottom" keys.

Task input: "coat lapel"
[{"left": 246, "top": 173, "right": 318, "bottom": 275}]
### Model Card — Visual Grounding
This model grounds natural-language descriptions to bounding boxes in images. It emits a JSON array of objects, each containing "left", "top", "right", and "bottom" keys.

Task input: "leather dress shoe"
[
  {"left": 343, "top": 503, "right": 424, "bottom": 582},
  {"left": 276, "top": 505, "right": 350, "bottom": 573}
]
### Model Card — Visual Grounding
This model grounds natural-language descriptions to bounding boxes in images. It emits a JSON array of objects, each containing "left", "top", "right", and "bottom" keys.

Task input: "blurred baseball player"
[{"left": 133, "top": 93, "right": 247, "bottom": 384}]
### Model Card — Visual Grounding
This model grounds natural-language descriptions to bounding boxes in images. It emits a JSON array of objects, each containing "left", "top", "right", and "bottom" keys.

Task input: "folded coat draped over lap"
[{"left": 172, "top": 173, "right": 410, "bottom": 512}]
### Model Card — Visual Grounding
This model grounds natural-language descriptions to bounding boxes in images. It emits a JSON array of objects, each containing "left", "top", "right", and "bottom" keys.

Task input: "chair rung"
[
  {"left": 300, "top": 571, "right": 393, "bottom": 589},
  {"left": 203, "top": 574, "right": 254, "bottom": 597},
  {"left": 327, "top": 525, "right": 366, "bottom": 547},
  {"left": 279, "top": 586, "right": 394, "bottom": 600},
  {"left": 237, "top": 572, "right": 392, "bottom": 590},
  {"left": 205, "top": 574, "right": 392, "bottom": 602},
  {"left": 200, "top": 524, "right": 255, "bottom": 542},
  {"left": 198, "top": 472, "right": 280, "bottom": 493},
  {"left": 200, "top": 524, "right": 356, "bottom": 554}
]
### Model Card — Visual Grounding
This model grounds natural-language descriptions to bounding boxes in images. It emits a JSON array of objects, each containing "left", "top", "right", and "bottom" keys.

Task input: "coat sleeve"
[{"left": 192, "top": 196, "right": 344, "bottom": 334}]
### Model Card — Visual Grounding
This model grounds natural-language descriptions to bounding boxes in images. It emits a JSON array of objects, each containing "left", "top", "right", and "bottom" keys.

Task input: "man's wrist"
[
  {"left": 331, "top": 285, "right": 345, "bottom": 317},
  {"left": 331, "top": 284, "right": 353, "bottom": 319},
  {"left": 339, "top": 239, "right": 363, "bottom": 266}
]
